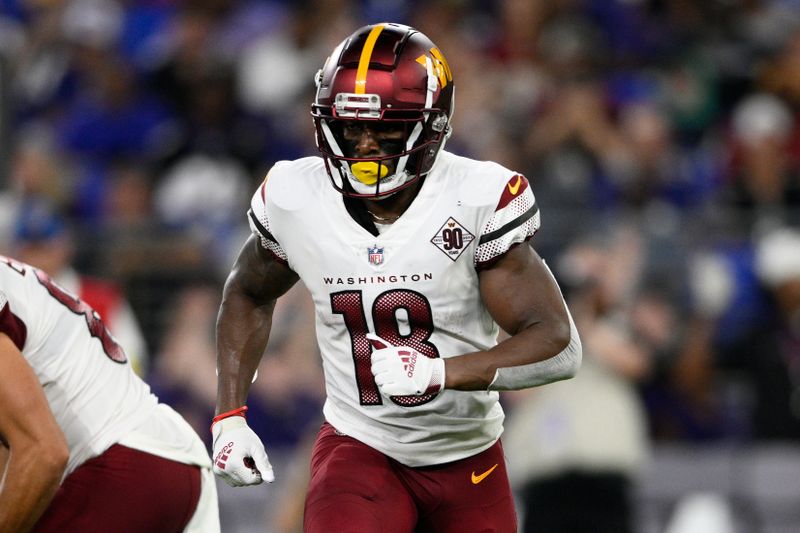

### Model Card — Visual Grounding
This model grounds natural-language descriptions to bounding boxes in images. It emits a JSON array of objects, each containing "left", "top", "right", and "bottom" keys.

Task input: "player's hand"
[
  {"left": 211, "top": 416, "right": 274, "bottom": 487},
  {"left": 366, "top": 333, "right": 445, "bottom": 397}
]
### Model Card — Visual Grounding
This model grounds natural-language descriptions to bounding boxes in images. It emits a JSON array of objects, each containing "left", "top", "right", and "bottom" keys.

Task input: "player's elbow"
[
  {"left": 45, "top": 444, "right": 69, "bottom": 478},
  {"left": 37, "top": 436, "right": 69, "bottom": 482},
  {"left": 545, "top": 312, "right": 582, "bottom": 382},
  {"left": 488, "top": 317, "right": 582, "bottom": 391},
  {"left": 555, "top": 336, "right": 581, "bottom": 382},
  {"left": 549, "top": 315, "right": 572, "bottom": 356}
]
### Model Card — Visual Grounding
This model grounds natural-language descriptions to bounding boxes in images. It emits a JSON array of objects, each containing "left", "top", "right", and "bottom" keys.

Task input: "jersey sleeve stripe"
[
  {"left": 247, "top": 209, "right": 289, "bottom": 265},
  {"left": 249, "top": 209, "right": 278, "bottom": 243},
  {"left": 0, "top": 298, "right": 27, "bottom": 350},
  {"left": 477, "top": 203, "right": 538, "bottom": 245}
]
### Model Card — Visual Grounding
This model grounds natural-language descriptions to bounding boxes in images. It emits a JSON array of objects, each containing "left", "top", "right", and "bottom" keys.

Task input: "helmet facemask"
[{"left": 313, "top": 92, "right": 451, "bottom": 198}]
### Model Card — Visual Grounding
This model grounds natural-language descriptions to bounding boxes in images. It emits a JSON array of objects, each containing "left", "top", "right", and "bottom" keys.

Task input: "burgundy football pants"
[
  {"left": 304, "top": 422, "right": 517, "bottom": 533},
  {"left": 32, "top": 444, "right": 201, "bottom": 533}
]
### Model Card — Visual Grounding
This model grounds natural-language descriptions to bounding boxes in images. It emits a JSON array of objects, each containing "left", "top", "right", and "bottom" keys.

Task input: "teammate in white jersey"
[
  {"left": 0, "top": 255, "right": 219, "bottom": 532},
  {"left": 212, "top": 23, "right": 582, "bottom": 532}
]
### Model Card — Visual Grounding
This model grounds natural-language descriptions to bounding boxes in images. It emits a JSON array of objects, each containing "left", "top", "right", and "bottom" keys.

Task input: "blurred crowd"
[{"left": 2, "top": 0, "right": 800, "bottom": 531}]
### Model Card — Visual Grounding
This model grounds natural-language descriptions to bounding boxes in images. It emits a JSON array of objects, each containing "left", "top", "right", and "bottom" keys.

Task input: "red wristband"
[{"left": 211, "top": 406, "right": 248, "bottom": 432}]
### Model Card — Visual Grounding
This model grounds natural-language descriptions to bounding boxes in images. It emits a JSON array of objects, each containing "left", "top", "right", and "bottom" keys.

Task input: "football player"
[
  {"left": 0, "top": 255, "right": 219, "bottom": 532},
  {"left": 212, "top": 23, "right": 582, "bottom": 532}
]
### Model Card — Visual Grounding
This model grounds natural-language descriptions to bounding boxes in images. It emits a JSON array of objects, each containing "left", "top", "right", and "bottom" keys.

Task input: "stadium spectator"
[
  {"left": 504, "top": 225, "right": 653, "bottom": 533},
  {"left": 11, "top": 199, "right": 150, "bottom": 376},
  {"left": 716, "top": 92, "right": 800, "bottom": 237},
  {"left": 717, "top": 227, "right": 800, "bottom": 440}
]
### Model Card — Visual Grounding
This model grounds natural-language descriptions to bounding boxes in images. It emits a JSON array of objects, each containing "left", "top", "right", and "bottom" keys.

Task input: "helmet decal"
[
  {"left": 416, "top": 48, "right": 452, "bottom": 90},
  {"left": 355, "top": 24, "right": 385, "bottom": 94}
]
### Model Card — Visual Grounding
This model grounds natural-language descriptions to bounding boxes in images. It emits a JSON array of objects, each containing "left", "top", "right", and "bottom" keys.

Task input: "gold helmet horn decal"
[{"left": 416, "top": 48, "right": 452, "bottom": 89}]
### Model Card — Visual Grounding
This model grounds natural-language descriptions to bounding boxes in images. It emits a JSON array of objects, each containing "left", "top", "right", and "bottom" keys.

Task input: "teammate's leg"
[
  {"left": 32, "top": 444, "right": 202, "bottom": 533},
  {"left": 405, "top": 440, "right": 517, "bottom": 533},
  {"left": 304, "top": 422, "right": 417, "bottom": 533}
]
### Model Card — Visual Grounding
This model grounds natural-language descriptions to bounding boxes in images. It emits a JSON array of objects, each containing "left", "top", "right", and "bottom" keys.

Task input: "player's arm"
[
  {"left": 445, "top": 243, "right": 581, "bottom": 390},
  {"left": 0, "top": 333, "right": 69, "bottom": 533},
  {"left": 212, "top": 234, "right": 298, "bottom": 487},
  {"left": 216, "top": 234, "right": 298, "bottom": 414},
  {"left": 0, "top": 444, "right": 7, "bottom": 475},
  {"left": 369, "top": 243, "right": 580, "bottom": 396}
]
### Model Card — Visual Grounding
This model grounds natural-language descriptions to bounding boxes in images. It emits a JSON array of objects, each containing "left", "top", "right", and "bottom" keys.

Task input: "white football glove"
[
  {"left": 367, "top": 333, "right": 445, "bottom": 397},
  {"left": 211, "top": 416, "right": 274, "bottom": 487}
]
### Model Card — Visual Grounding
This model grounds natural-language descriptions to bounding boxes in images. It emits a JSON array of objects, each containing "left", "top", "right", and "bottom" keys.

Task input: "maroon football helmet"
[{"left": 311, "top": 23, "right": 455, "bottom": 198}]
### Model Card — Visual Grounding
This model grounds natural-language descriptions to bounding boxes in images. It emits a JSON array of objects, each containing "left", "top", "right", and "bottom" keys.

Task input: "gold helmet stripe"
[{"left": 355, "top": 24, "right": 385, "bottom": 94}]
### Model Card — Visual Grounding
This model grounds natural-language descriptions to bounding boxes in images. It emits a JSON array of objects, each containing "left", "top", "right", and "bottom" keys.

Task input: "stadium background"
[{"left": 2, "top": 0, "right": 800, "bottom": 531}]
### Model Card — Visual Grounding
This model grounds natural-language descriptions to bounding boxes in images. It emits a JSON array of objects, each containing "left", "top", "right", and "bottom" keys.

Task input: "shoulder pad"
[
  {"left": 455, "top": 158, "right": 518, "bottom": 207},
  {"left": 264, "top": 157, "right": 325, "bottom": 211}
]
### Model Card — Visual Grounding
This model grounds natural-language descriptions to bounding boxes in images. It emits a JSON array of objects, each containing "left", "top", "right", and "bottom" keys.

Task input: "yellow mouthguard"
[{"left": 351, "top": 162, "right": 388, "bottom": 185}]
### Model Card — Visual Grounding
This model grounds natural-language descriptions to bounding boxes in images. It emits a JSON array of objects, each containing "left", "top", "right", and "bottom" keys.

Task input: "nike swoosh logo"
[
  {"left": 507, "top": 176, "right": 522, "bottom": 195},
  {"left": 471, "top": 463, "right": 499, "bottom": 484}
]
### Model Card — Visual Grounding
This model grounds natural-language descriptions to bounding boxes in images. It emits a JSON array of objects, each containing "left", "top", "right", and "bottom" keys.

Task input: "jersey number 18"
[{"left": 331, "top": 289, "right": 440, "bottom": 407}]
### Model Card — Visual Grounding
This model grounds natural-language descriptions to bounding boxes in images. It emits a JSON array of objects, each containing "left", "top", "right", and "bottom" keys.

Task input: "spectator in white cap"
[{"left": 719, "top": 92, "right": 800, "bottom": 235}]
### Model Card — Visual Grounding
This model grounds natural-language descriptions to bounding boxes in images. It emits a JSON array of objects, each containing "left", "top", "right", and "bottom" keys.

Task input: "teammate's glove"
[
  {"left": 211, "top": 412, "right": 274, "bottom": 487},
  {"left": 367, "top": 333, "right": 445, "bottom": 397}
]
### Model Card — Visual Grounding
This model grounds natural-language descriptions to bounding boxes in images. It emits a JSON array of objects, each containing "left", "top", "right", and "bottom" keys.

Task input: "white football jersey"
[
  {"left": 249, "top": 150, "right": 540, "bottom": 467},
  {"left": 0, "top": 256, "right": 210, "bottom": 476}
]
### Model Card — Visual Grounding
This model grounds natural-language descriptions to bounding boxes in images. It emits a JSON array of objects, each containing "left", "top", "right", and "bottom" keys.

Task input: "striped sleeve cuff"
[
  {"left": 247, "top": 209, "right": 288, "bottom": 265},
  {"left": 475, "top": 190, "right": 539, "bottom": 270}
]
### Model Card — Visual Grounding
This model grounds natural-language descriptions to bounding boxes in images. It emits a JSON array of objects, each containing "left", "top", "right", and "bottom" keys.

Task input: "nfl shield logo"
[{"left": 368, "top": 245, "right": 384, "bottom": 265}]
